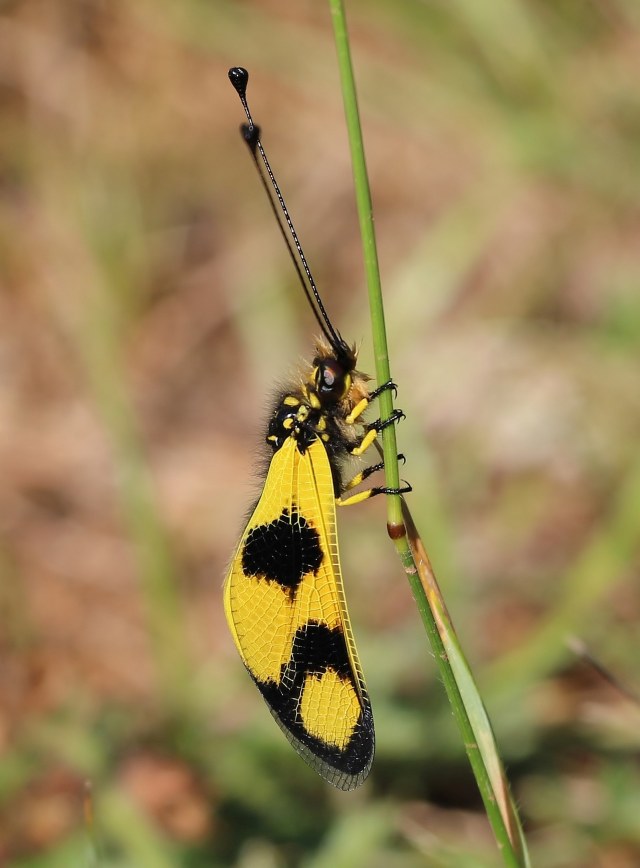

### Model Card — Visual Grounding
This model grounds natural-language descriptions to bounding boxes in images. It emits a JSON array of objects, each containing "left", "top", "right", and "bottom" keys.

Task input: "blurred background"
[{"left": 1, "top": 0, "right": 640, "bottom": 865}]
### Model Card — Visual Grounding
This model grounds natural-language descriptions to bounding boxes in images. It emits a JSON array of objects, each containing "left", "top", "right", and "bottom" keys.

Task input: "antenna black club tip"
[
  {"left": 241, "top": 122, "right": 260, "bottom": 154},
  {"left": 228, "top": 67, "right": 249, "bottom": 97}
]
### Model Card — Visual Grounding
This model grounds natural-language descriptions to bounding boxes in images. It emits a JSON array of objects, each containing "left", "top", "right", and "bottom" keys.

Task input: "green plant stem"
[
  {"left": 328, "top": 0, "right": 403, "bottom": 535},
  {"left": 328, "top": 1, "right": 528, "bottom": 864}
]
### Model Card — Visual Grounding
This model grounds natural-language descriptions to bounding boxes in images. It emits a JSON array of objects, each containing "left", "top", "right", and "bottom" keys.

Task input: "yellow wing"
[{"left": 224, "top": 436, "right": 374, "bottom": 790}]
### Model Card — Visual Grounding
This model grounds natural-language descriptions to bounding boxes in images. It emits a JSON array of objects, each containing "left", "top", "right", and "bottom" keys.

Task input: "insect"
[{"left": 224, "top": 67, "right": 409, "bottom": 790}]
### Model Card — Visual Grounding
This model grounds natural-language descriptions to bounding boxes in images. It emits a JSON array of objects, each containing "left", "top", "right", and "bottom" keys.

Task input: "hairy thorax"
[{"left": 266, "top": 339, "right": 371, "bottom": 461}]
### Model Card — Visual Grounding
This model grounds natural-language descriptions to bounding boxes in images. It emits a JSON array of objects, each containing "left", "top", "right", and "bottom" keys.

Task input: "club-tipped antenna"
[{"left": 228, "top": 67, "right": 349, "bottom": 357}]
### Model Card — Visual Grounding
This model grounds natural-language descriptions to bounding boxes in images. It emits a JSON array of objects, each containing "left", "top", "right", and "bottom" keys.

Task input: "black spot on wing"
[
  {"left": 253, "top": 621, "right": 374, "bottom": 785},
  {"left": 242, "top": 506, "right": 323, "bottom": 593},
  {"left": 287, "top": 620, "right": 352, "bottom": 681}
]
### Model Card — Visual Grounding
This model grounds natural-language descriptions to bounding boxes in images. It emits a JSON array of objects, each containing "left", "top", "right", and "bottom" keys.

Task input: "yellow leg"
[
  {"left": 350, "top": 427, "right": 378, "bottom": 457},
  {"left": 337, "top": 480, "right": 412, "bottom": 508},
  {"left": 339, "top": 456, "right": 408, "bottom": 506},
  {"left": 337, "top": 488, "right": 377, "bottom": 507},
  {"left": 342, "top": 461, "right": 384, "bottom": 493},
  {"left": 345, "top": 380, "right": 398, "bottom": 425},
  {"left": 345, "top": 396, "right": 370, "bottom": 425},
  {"left": 349, "top": 407, "right": 405, "bottom": 458}
]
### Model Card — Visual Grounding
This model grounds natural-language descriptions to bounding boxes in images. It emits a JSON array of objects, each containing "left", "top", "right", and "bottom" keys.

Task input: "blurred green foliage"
[{"left": 1, "top": 0, "right": 640, "bottom": 865}]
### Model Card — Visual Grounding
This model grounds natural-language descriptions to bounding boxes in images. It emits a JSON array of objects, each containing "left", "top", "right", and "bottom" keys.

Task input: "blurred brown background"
[{"left": 1, "top": 1, "right": 640, "bottom": 865}]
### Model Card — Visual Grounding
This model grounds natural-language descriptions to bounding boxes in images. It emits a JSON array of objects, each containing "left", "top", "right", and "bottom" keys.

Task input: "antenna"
[{"left": 228, "top": 66, "right": 351, "bottom": 359}]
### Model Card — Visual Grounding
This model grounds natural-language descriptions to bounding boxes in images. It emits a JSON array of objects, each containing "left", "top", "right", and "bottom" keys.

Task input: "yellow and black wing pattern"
[{"left": 224, "top": 436, "right": 374, "bottom": 790}]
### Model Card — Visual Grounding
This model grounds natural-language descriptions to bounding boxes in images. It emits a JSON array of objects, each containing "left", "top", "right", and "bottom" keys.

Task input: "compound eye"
[{"left": 316, "top": 359, "right": 345, "bottom": 396}]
